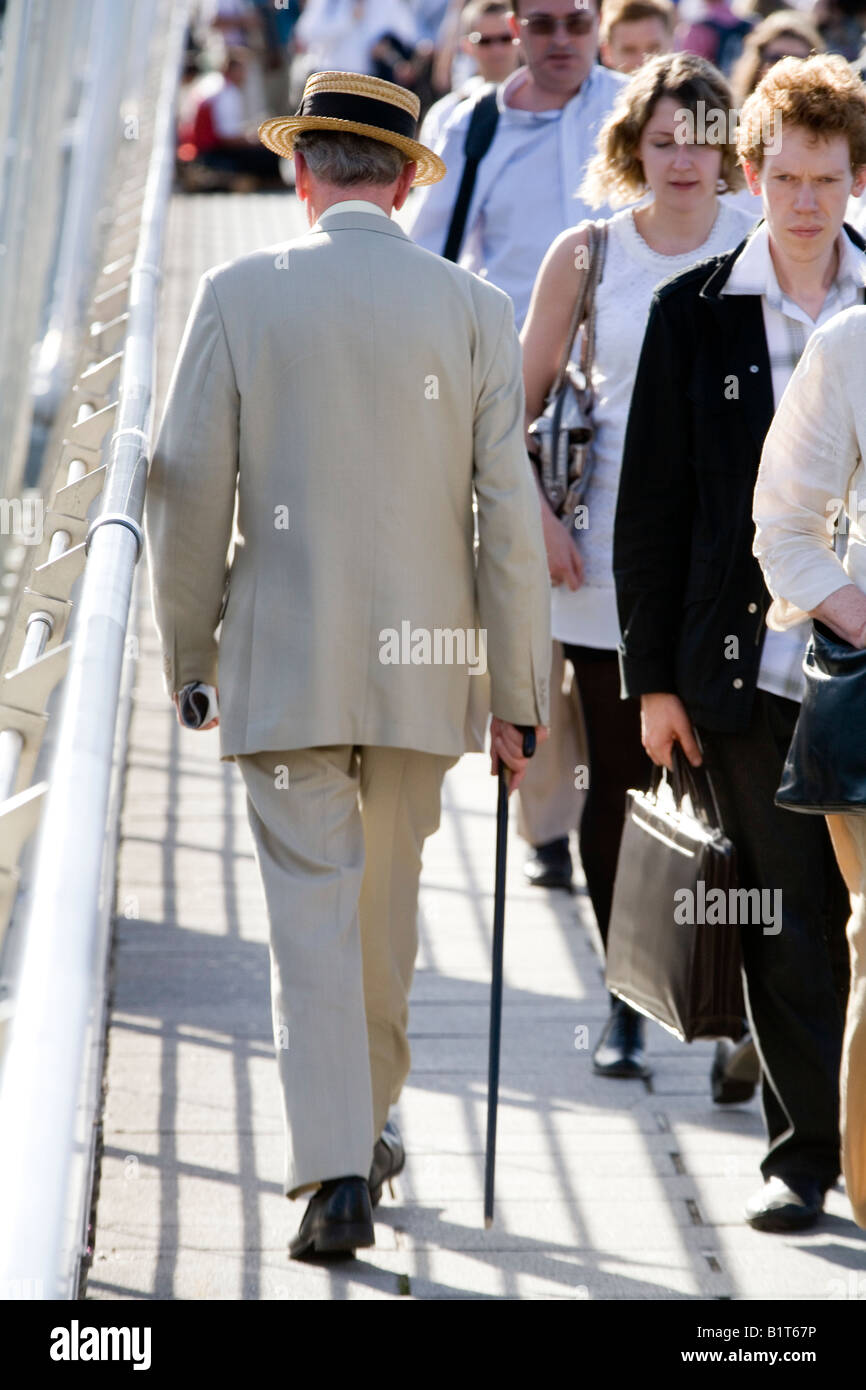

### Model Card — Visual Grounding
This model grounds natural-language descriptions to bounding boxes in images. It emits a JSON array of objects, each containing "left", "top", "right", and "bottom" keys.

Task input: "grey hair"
[{"left": 292, "top": 130, "right": 408, "bottom": 186}]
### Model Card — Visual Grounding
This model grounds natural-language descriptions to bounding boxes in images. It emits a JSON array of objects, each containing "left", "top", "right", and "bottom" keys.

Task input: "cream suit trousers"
[
  {"left": 826, "top": 813, "right": 866, "bottom": 1227},
  {"left": 235, "top": 743, "right": 457, "bottom": 1198},
  {"left": 517, "top": 641, "right": 587, "bottom": 847}
]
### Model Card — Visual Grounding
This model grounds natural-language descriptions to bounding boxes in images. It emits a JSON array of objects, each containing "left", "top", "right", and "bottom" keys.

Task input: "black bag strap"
[{"left": 442, "top": 86, "right": 500, "bottom": 263}]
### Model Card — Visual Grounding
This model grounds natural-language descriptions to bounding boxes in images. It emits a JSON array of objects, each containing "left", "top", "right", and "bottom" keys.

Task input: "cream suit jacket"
[{"left": 145, "top": 207, "right": 551, "bottom": 761}]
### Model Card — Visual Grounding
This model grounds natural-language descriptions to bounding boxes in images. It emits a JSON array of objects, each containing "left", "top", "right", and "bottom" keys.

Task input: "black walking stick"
[{"left": 484, "top": 724, "right": 536, "bottom": 1228}]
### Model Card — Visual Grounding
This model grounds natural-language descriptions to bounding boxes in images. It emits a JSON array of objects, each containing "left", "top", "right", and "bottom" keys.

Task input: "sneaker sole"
[{"left": 592, "top": 1058, "right": 652, "bottom": 1079}]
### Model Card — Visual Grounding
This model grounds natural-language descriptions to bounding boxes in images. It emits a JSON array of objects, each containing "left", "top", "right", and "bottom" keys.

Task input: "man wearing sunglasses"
[
  {"left": 406, "top": 0, "right": 626, "bottom": 328},
  {"left": 466, "top": 1, "right": 522, "bottom": 83},
  {"left": 405, "top": 0, "right": 626, "bottom": 896},
  {"left": 420, "top": 0, "right": 521, "bottom": 151}
]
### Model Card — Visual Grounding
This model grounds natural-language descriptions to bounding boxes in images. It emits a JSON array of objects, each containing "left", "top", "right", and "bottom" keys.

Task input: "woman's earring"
[{"left": 716, "top": 176, "right": 728, "bottom": 193}]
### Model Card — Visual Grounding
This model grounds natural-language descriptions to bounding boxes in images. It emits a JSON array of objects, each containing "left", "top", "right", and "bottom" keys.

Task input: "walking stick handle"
[{"left": 515, "top": 725, "right": 536, "bottom": 759}]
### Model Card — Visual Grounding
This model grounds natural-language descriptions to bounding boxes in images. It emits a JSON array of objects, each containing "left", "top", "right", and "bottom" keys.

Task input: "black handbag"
[
  {"left": 605, "top": 745, "right": 746, "bottom": 1043},
  {"left": 775, "top": 618, "right": 866, "bottom": 813}
]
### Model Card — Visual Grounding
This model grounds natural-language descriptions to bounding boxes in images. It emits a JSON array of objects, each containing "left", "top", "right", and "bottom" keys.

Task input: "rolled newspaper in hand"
[{"left": 178, "top": 681, "right": 219, "bottom": 729}]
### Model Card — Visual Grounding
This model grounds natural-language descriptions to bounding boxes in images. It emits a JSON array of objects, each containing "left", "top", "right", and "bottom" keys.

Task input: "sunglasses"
[
  {"left": 468, "top": 32, "right": 515, "bottom": 46},
  {"left": 518, "top": 13, "right": 596, "bottom": 37}
]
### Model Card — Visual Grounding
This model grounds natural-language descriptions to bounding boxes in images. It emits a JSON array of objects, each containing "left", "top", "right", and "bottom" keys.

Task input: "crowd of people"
[
  {"left": 397, "top": 0, "right": 866, "bottom": 1237},
  {"left": 153, "top": 0, "right": 866, "bottom": 1254},
  {"left": 174, "top": 0, "right": 866, "bottom": 187}
]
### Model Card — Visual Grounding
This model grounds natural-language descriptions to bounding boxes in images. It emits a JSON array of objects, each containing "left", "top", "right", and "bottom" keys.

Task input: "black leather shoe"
[
  {"left": 711, "top": 1034, "right": 760, "bottom": 1104},
  {"left": 289, "top": 1176, "right": 375, "bottom": 1260},
  {"left": 592, "top": 998, "right": 652, "bottom": 1079},
  {"left": 744, "top": 1177, "right": 825, "bottom": 1233},
  {"left": 368, "top": 1119, "right": 405, "bottom": 1208},
  {"left": 524, "top": 837, "right": 573, "bottom": 891}
]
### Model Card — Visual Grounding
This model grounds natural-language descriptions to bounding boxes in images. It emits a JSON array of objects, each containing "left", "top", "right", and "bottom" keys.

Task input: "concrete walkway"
[{"left": 85, "top": 192, "right": 866, "bottom": 1301}]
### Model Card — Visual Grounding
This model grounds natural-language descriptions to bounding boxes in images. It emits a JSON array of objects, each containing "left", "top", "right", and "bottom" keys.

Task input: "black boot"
[
  {"left": 592, "top": 996, "right": 652, "bottom": 1079},
  {"left": 524, "top": 837, "right": 573, "bottom": 891}
]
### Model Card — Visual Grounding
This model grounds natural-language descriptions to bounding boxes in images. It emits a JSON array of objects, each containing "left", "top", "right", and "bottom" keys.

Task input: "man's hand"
[
  {"left": 172, "top": 685, "right": 220, "bottom": 731},
  {"left": 538, "top": 487, "right": 583, "bottom": 590},
  {"left": 489, "top": 717, "right": 549, "bottom": 793},
  {"left": 640, "top": 692, "right": 701, "bottom": 769},
  {"left": 811, "top": 583, "right": 866, "bottom": 649}
]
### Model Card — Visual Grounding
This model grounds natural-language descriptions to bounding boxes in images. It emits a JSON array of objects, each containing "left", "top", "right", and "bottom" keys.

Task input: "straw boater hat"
[{"left": 258, "top": 70, "right": 446, "bottom": 187}]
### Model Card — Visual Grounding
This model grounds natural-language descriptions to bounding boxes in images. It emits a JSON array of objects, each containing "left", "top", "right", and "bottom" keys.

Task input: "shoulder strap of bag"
[
  {"left": 442, "top": 86, "right": 500, "bottom": 263},
  {"left": 551, "top": 218, "right": 608, "bottom": 396},
  {"left": 578, "top": 219, "right": 608, "bottom": 383}
]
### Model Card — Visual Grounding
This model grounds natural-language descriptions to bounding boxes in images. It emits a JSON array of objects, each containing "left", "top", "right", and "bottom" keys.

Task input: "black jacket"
[{"left": 613, "top": 219, "right": 866, "bottom": 733}]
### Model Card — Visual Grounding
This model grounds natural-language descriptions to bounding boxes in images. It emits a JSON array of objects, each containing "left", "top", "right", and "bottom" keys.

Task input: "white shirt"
[
  {"left": 754, "top": 304, "right": 866, "bottom": 642},
  {"left": 418, "top": 75, "right": 485, "bottom": 154},
  {"left": 402, "top": 61, "right": 628, "bottom": 330},
  {"left": 722, "top": 220, "right": 866, "bottom": 702},
  {"left": 210, "top": 78, "right": 245, "bottom": 139},
  {"left": 295, "top": 0, "right": 418, "bottom": 76},
  {"left": 197, "top": 0, "right": 255, "bottom": 47}
]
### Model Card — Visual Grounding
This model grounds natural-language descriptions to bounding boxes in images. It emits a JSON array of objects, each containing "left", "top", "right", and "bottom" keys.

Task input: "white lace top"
[{"left": 550, "top": 199, "right": 759, "bottom": 649}]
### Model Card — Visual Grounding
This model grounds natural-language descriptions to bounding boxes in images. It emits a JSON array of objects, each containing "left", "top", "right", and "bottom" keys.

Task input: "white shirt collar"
[
  {"left": 721, "top": 218, "right": 866, "bottom": 306},
  {"left": 498, "top": 60, "right": 598, "bottom": 119},
  {"left": 316, "top": 199, "right": 391, "bottom": 224}
]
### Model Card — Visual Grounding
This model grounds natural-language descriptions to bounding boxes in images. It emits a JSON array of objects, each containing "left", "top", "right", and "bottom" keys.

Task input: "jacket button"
[
  {"left": 747, "top": 602, "right": 758, "bottom": 613},
  {"left": 749, "top": 364, "right": 759, "bottom": 373},
  {"left": 733, "top": 677, "right": 744, "bottom": 689}
]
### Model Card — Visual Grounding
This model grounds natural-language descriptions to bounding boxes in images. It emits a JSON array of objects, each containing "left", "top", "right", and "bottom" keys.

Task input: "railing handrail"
[{"left": 0, "top": 0, "right": 188, "bottom": 1299}]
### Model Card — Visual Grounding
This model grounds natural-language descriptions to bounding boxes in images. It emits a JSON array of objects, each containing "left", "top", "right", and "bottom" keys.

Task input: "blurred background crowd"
[{"left": 173, "top": 0, "right": 866, "bottom": 191}]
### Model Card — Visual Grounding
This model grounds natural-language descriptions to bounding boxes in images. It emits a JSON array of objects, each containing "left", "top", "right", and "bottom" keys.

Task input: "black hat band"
[{"left": 296, "top": 90, "right": 418, "bottom": 141}]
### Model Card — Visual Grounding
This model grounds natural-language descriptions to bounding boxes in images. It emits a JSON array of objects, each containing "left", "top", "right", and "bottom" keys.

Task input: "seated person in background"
[{"left": 176, "top": 47, "right": 284, "bottom": 189}]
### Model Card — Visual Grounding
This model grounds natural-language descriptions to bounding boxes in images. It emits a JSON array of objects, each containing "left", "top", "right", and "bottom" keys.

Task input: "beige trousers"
[
  {"left": 517, "top": 640, "right": 588, "bottom": 846},
  {"left": 235, "top": 744, "right": 457, "bottom": 1198},
  {"left": 825, "top": 813, "right": 866, "bottom": 1226}
]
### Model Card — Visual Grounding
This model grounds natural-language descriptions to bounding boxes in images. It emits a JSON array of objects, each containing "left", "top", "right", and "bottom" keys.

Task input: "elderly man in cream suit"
[{"left": 145, "top": 71, "right": 551, "bottom": 1260}]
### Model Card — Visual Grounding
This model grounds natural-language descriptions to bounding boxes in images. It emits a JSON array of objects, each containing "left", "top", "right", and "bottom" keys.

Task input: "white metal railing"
[{"left": 0, "top": 0, "right": 188, "bottom": 1300}]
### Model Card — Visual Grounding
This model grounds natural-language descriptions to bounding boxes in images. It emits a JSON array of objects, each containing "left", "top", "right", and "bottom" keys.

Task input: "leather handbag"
[
  {"left": 776, "top": 619, "right": 866, "bottom": 813},
  {"left": 527, "top": 219, "right": 608, "bottom": 532},
  {"left": 605, "top": 745, "right": 746, "bottom": 1043}
]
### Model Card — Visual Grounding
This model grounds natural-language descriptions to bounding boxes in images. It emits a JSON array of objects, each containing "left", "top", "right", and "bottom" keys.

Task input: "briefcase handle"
[{"left": 649, "top": 741, "right": 725, "bottom": 834}]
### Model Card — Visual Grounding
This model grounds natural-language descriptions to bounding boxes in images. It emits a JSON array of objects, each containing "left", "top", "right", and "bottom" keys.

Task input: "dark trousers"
[
  {"left": 697, "top": 690, "right": 850, "bottom": 1189},
  {"left": 563, "top": 645, "right": 652, "bottom": 947}
]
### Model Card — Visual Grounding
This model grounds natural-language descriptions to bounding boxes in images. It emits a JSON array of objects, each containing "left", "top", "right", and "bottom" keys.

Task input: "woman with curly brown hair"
[{"left": 522, "top": 52, "right": 756, "bottom": 1079}]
